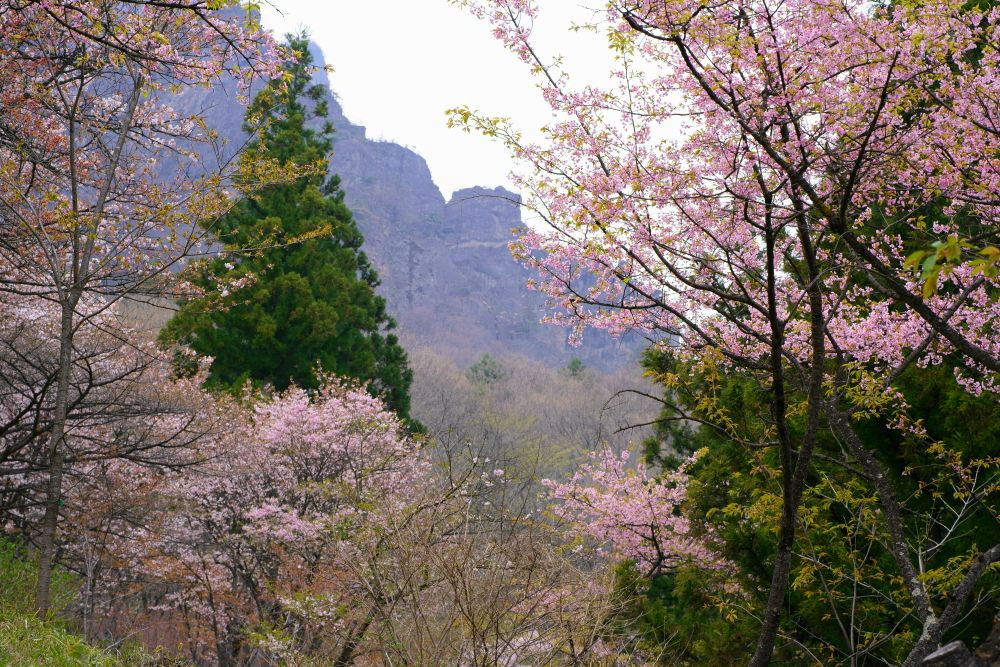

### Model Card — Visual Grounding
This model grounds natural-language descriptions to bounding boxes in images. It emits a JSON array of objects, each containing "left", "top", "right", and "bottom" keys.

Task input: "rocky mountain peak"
[{"left": 175, "top": 39, "right": 642, "bottom": 370}]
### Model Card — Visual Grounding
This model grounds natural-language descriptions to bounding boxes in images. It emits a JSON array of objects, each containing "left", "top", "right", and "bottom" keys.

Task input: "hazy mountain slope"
[{"left": 181, "top": 41, "right": 644, "bottom": 370}]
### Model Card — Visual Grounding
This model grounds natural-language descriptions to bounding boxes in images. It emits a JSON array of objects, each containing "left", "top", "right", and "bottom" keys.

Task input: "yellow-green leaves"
[
  {"left": 971, "top": 245, "right": 1000, "bottom": 278},
  {"left": 902, "top": 235, "right": 996, "bottom": 299}
]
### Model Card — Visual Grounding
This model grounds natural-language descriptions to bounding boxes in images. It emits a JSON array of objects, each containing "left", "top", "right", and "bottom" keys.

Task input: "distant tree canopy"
[
  {"left": 161, "top": 35, "right": 414, "bottom": 422},
  {"left": 561, "top": 357, "right": 587, "bottom": 379},
  {"left": 465, "top": 354, "right": 509, "bottom": 385}
]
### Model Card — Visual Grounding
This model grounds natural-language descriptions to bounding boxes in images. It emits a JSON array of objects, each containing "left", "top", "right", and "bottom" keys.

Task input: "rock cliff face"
[{"left": 191, "top": 42, "right": 643, "bottom": 370}]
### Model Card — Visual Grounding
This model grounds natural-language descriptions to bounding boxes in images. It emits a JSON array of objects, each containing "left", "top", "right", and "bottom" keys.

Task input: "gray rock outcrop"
[{"left": 175, "top": 39, "right": 645, "bottom": 370}]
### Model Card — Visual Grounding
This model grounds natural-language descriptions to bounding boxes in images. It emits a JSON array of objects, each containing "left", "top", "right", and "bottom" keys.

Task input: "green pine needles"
[{"left": 161, "top": 35, "right": 414, "bottom": 422}]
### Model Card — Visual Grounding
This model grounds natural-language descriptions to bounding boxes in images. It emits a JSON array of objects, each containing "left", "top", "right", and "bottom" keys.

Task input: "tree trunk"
[
  {"left": 34, "top": 299, "right": 75, "bottom": 616},
  {"left": 335, "top": 614, "right": 374, "bottom": 667},
  {"left": 750, "top": 191, "right": 826, "bottom": 667}
]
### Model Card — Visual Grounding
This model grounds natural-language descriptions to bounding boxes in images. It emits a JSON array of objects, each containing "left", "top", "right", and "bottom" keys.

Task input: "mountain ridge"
[{"left": 182, "top": 39, "right": 643, "bottom": 370}]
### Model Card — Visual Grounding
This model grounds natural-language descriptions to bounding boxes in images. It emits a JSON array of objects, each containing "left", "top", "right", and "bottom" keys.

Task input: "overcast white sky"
[{"left": 260, "top": 1, "right": 611, "bottom": 199}]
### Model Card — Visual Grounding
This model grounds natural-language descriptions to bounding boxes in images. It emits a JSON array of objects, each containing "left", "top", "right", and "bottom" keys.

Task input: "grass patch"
[
  {"left": 0, "top": 539, "right": 76, "bottom": 619},
  {"left": 0, "top": 538, "right": 165, "bottom": 666},
  {"left": 0, "top": 607, "right": 150, "bottom": 666}
]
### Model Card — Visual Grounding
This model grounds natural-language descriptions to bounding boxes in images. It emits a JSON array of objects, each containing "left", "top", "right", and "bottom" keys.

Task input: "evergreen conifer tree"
[{"left": 161, "top": 35, "right": 414, "bottom": 421}]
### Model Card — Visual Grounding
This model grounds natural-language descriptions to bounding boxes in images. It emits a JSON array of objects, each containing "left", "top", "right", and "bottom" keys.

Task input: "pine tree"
[{"left": 161, "top": 35, "right": 414, "bottom": 421}]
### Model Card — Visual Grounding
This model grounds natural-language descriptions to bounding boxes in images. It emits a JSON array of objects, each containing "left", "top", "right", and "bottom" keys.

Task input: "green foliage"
[
  {"left": 0, "top": 610, "right": 156, "bottom": 667},
  {"left": 903, "top": 236, "right": 999, "bottom": 297},
  {"left": 561, "top": 357, "right": 588, "bottom": 379},
  {"left": 0, "top": 539, "right": 75, "bottom": 620},
  {"left": 161, "top": 34, "right": 415, "bottom": 421},
  {"left": 627, "top": 351, "right": 1000, "bottom": 664},
  {"left": 611, "top": 561, "right": 758, "bottom": 666},
  {"left": 465, "top": 353, "right": 509, "bottom": 385}
]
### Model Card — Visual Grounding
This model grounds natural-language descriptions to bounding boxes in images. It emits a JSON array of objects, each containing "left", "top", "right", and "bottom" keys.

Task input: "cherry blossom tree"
[
  {"left": 0, "top": 286, "right": 224, "bottom": 641},
  {"left": 90, "top": 378, "right": 423, "bottom": 664},
  {"left": 453, "top": 0, "right": 1000, "bottom": 663},
  {"left": 544, "top": 448, "right": 725, "bottom": 578},
  {"left": 248, "top": 437, "right": 641, "bottom": 666},
  {"left": 73, "top": 374, "right": 642, "bottom": 665},
  {"left": 0, "top": 0, "right": 286, "bottom": 614}
]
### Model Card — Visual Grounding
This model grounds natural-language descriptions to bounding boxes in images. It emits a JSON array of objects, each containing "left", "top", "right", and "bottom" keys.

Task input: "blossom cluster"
[
  {"left": 461, "top": 0, "right": 1000, "bottom": 400},
  {"left": 544, "top": 448, "right": 726, "bottom": 576}
]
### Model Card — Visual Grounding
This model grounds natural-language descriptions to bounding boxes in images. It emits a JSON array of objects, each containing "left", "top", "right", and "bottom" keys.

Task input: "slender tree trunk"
[
  {"left": 335, "top": 614, "right": 375, "bottom": 667},
  {"left": 752, "top": 512, "right": 794, "bottom": 666},
  {"left": 35, "top": 298, "right": 76, "bottom": 616},
  {"left": 750, "top": 191, "right": 826, "bottom": 667},
  {"left": 750, "top": 212, "right": 795, "bottom": 667},
  {"left": 32, "top": 69, "right": 140, "bottom": 617}
]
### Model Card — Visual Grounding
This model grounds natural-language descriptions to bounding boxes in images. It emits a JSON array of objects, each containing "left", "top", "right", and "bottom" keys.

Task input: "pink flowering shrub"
[
  {"left": 105, "top": 378, "right": 427, "bottom": 663},
  {"left": 544, "top": 449, "right": 725, "bottom": 577}
]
